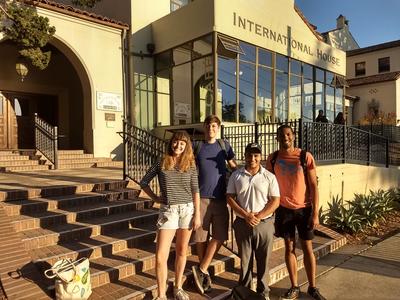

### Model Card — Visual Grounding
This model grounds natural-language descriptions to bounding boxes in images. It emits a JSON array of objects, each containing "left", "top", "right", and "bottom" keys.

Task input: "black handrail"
[{"left": 34, "top": 113, "right": 58, "bottom": 169}]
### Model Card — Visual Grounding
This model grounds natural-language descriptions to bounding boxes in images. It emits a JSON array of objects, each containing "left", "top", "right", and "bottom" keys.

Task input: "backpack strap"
[
  {"left": 270, "top": 150, "right": 279, "bottom": 174},
  {"left": 300, "top": 149, "right": 309, "bottom": 189},
  {"left": 217, "top": 138, "right": 228, "bottom": 159},
  {"left": 193, "top": 140, "right": 203, "bottom": 157}
]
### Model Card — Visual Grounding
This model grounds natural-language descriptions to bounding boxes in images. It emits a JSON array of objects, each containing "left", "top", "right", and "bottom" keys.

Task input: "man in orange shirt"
[{"left": 266, "top": 125, "right": 325, "bottom": 300}]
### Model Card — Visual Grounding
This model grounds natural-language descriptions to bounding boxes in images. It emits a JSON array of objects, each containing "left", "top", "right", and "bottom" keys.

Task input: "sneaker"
[
  {"left": 192, "top": 265, "right": 206, "bottom": 294},
  {"left": 203, "top": 273, "right": 212, "bottom": 293},
  {"left": 174, "top": 287, "right": 189, "bottom": 300},
  {"left": 307, "top": 287, "right": 326, "bottom": 300},
  {"left": 281, "top": 286, "right": 300, "bottom": 300}
]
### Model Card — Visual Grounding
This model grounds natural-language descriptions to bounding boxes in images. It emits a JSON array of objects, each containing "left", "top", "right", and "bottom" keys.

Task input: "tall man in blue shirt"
[{"left": 192, "top": 115, "right": 237, "bottom": 294}]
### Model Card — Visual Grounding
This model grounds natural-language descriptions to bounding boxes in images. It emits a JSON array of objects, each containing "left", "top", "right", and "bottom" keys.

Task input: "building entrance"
[{"left": 0, "top": 91, "right": 58, "bottom": 150}]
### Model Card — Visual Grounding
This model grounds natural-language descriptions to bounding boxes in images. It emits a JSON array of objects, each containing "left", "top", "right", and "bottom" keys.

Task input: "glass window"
[
  {"left": 239, "top": 61, "right": 255, "bottom": 123},
  {"left": 14, "top": 98, "right": 28, "bottom": 117},
  {"left": 290, "top": 59, "right": 302, "bottom": 75},
  {"left": 239, "top": 42, "right": 256, "bottom": 63},
  {"left": 303, "top": 63, "right": 313, "bottom": 80},
  {"left": 326, "top": 86, "right": 335, "bottom": 122},
  {"left": 257, "top": 66, "right": 272, "bottom": 122},
  {"left": 156, "top": 51, "right": 172, "bottom": 72},
  {"left": 173, "top": 45, "right": 192, "bottom": 66},
  {"left": 193, "top": 35, "right": 212, "bottom": 57},
  {"left": 170, "top": 0, "right": 188, "bottom": 11},
  {"left": 259, "top": 49, "right": 272, "bottom": 67},
  {"left": 355, "top": 62, "right": 366, "bottom": 76},
  {"left": 172, "top": 62, "right": 191, "bottom": 125},
  {"left": 335, "top": 88, "right": 343, "bottom": 116},
  {"left": 276, "top": 54, "right": 288, "bottom": 72},
  {"left": 193, "top": 56, "right": 213, "bottom": 122},
  {"left": 218, "top": 56, "right": 237, "bottom": 122},
  {"left": 326, "top": 71, "right": 335, "bottom": 86},
  {"left": 378, "top": 57, "right": 390, "bottom": 73},
  {"left": 315, "top": 81, "right": 324, "bottom": 120},
  {"left": 316, "top": 68, "right": 324, "bottom": 83},
  {"left": 135, "top": 73, "right": 155, "bottom": 130},
  {"left": 289, "top": 75, "right": 302, "bottom": 120},
  {"left": 303, "top": 78, "right": 313, "bottom": 121},
  {"left": 275, "top": 71, "right": 288, "bottom": 122}
]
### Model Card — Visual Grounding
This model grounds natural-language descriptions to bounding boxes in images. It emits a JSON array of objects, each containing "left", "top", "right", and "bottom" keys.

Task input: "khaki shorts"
[
  {"left": 194, "top": 198, "right": 229, "bottom": 242},
  {"left": 157, "top": 203, "right": 194, "bottom": 230}
]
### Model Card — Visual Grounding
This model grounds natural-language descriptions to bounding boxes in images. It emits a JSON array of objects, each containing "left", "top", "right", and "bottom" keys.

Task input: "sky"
[{"left": 295, "top": 0, "right": 400, "bottom": 48}]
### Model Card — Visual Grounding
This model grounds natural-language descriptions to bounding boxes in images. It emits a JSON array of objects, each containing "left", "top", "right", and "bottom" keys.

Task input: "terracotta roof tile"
[
  {"left": 347, "top": 71, "right": 400, "bottom": 86},
  {"left": 347, "top": 40, "right": 400, "bottom": 56},
  {"left": 23, "top": 0, "right": 129, "bottom": 30}
]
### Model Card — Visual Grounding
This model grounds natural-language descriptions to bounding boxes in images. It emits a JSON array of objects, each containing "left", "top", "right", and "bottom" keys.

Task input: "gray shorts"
[
  {"left": 157, "top": 202, "right": 194, "bottom": 230},
  {"left": 194, "top": 198, "right": 229, "bottom": 242}
]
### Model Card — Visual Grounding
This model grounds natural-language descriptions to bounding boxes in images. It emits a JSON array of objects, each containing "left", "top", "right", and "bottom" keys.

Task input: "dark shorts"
[
  {"left": 274, "top": 205, "right": 314, "bottom": 241},
  {"left": 194, "top": 198, "right": 229, "bottom": 242}
]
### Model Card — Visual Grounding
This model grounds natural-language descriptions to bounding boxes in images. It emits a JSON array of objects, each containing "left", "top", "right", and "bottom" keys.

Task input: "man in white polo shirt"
[{"left": 227, "top": 143, "right": 280, "bottom": 300}]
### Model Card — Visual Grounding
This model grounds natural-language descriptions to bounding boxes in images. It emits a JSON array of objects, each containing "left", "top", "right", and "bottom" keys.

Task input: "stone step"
[
  {"left": 58, "top": 153, "right": 94, "bottom": 159},
  {"left": 89, "top": 234, "right": 346, "bottom": 299},
  {"left": 11, "top": 198, "right": 153, "bottom": 232},
  {"left": 0, "top": 160, "right": 41, "bottom": 167},
  {"left": 95, "top": 161, "right": 123, "bottom": 168},
  {"left": 0, "top": 165, "right": 50, "bottom": 172},
  {"left": 58, "top": 150, "right": 85, "bottom": 154},
  {"left": 20, "top": 209, "right": 159, "bottom": 250},
  {"left": 31, "top": 223, "right": 157, "bottom": 268},
  {"left": 0, "top": 180, "right": 131, "bottom": 202},
  {"left": 0, "top": 154, "right": 30, "bottom": 161},
  {"left": 3, "top": 189, "right": 140, "bottom": 216},
  {"left": 0, "top": 150, "right": 17, "bottom": 155},
  {"left": 58, "top": 157, "right": 112, "bottom": 164},
  {"left": 57, "top": 162, "right": 99, "bottom": 169}
]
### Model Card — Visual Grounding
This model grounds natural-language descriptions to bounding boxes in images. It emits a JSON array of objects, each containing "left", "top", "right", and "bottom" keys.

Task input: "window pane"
[
  {"left": 157, "top": 93, "right": 170, "bottom": 126},
  {"left": 378, "top": 57, "right": 390, "bottom": 73},
  {"left": 173, "top": 46, "right": 192, "bottom": 65},
  {"left": 289, "top": 75, "right": 302, "bottom": 120},
  {"left": 259, "top": 49, "right": 272, "bottom": 67},
  {"left": 326, "top": 71, "right": 334, "bottom": 86},
  {"left": 156, "top": 69, "right": 170, "bottom": 94},
  {"left": 355, "top": 62, "right": 365, "bottom": 76},
  {"left": 193, "top": 35, "right": 212, "bottom": 57},
  {"left": 303, "top": 78, "right": 313, "bottom": 121},
  {"left": 290, "top": 59, "right": 301, "bottom": 75},
  {"left": 257, "top": 66, "right": 272, "bottom": 122},
  {"left": 303, "top": 63, "right": 313, "bottom": 80},
  {"left": 218, "top": 56, "right": 237, "bottom": 122},
  {"left": 172, "top": 62, "right": 191, "bottom": 125},
  {"left": 239, "top": 42, "right": 256, "bottom": 63},
  {"left": 156, "top": 51, "right": 172, "bottom": 72},
  {"left": 315, "top": 82, "right": 324, "bottom": 120},
  {"left": 239, "top": 62, "right": 255, "bottom": 123},
  {"left": 326, "top": 85, "right": 335, "bottom": 122},
  {"left": 275, "top": 71, "right": 288, "bottom": 122},
  {"left": 276, "top": 54, "right": 288, "bottom": 72},
  {"left": 316, "top": 68, "right": 324, "bottom": 82},
  {"left": 335, "top": 88, "right": 343, "bottom": 115},
  {"left": 193, "top": 56, "right": 214, "bottom": 122}
]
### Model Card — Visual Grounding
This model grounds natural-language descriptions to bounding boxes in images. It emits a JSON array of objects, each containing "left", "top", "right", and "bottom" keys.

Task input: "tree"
[
  {"left": 71, "top": 0, "right": 102, "bottom": 8},
  {"left": 0, "top": 1, "right": 56, "bottom": 70}
]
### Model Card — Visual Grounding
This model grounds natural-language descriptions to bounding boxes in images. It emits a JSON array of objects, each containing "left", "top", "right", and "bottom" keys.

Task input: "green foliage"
[
  {"left": 321, "top": 189, "right": 399, "bottom": 234},
  {"left": 71, "top": 0, "right": 102, "bottom": 8},
  {"left": 1, "top": 2, "right": 56, "bottom": 70}
]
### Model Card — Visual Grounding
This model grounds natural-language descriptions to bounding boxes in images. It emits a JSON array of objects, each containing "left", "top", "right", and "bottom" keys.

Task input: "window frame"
[{"left": 378, "top": 57, "right": 390, "bottom": 73}]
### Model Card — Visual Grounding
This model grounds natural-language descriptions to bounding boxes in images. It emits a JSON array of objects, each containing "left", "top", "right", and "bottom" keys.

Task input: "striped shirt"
[{"left": 139, "top": 161, "right": 199, "bottom": 205}]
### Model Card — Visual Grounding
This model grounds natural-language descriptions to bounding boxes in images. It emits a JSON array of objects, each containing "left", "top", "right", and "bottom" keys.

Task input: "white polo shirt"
[{"left": 227, "top": 166, "right": 280, "bottom": 218}]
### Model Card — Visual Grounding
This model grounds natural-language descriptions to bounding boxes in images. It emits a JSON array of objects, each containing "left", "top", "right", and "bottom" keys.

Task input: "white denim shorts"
[{"left": 157, "top": 202, "right": 194, "bottom": 230}]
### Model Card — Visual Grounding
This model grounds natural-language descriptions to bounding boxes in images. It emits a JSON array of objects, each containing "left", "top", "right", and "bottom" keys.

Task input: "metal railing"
[
  {"left": 222, "top": 119, "right": 391, "bottom": 167},
  {"left": 122, "top": 120, "right": 167, "bottom": 194},
  {"left": 34, "top": 113, "right": 58, "bottom": 169},
  {"left": 354, "top": 124, "right": 400, "bottom": 143}
]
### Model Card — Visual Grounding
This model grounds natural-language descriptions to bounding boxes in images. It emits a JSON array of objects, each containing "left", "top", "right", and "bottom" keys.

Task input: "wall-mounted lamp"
[{"left": 15, "top": 57, "right": 28, "bottom": 82}]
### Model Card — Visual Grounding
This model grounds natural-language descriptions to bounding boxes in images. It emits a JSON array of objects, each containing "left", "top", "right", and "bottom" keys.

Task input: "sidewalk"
[{"left": 270, "top": 232, "right": 400, "bottom": 300}]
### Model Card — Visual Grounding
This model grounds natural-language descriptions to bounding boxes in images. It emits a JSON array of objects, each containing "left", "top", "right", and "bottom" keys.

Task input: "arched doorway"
[{"left": 0, "top": 38, "right": 92, "bottom": 151}]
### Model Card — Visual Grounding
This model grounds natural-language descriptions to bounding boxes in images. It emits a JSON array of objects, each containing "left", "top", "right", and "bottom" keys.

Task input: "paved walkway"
[
  {"left": 0, "top": 167, "right": 124, "bottom": 191},
  {"left": 270, "top": 232, "right": 400, "bottom": 300}
]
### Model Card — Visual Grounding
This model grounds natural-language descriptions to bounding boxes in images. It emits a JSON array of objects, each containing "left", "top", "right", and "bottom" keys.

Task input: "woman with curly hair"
[{"left": 140, "top": 131, "right": 201, "bottom": 300}]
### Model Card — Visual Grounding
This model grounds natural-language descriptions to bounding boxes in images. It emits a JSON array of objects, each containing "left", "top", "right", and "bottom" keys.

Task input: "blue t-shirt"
[{"left": 195, "top": 140, "right": 235, "bottom": 200}]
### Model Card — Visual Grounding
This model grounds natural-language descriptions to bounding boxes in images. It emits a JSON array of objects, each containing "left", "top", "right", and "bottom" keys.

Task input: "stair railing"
[
  {"left": 34, "top": 113, "right": 58, "bottom": 169},
  {"left": 121, "top": 120, "right": 167, "bottom": 194}
]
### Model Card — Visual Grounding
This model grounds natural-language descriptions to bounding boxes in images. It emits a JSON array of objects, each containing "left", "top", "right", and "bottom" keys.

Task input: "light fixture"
[{"left": 15, "top": 57, "right": 28, "bottom": 82}]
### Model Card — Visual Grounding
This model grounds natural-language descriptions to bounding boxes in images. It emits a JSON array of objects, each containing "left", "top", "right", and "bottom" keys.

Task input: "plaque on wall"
[
  {"left": 104, "top": 113, "right": 115, "bottom": 121},
  {"left": 96, "top": 92, "right": 122, "bottom": 112}
]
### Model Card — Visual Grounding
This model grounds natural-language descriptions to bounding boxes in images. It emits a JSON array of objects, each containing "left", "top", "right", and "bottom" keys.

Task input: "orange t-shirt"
[{"left": 266, "top": 148, "right": 316, "bottom": 209}]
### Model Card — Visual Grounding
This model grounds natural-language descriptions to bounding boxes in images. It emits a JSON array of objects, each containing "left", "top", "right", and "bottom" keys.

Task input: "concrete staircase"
[
  {"left": 0, "top": 150, "right": 122, "bottom": 172},
  {"left": 0, "top": 178, "right": 347, "bottom": 300}
]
